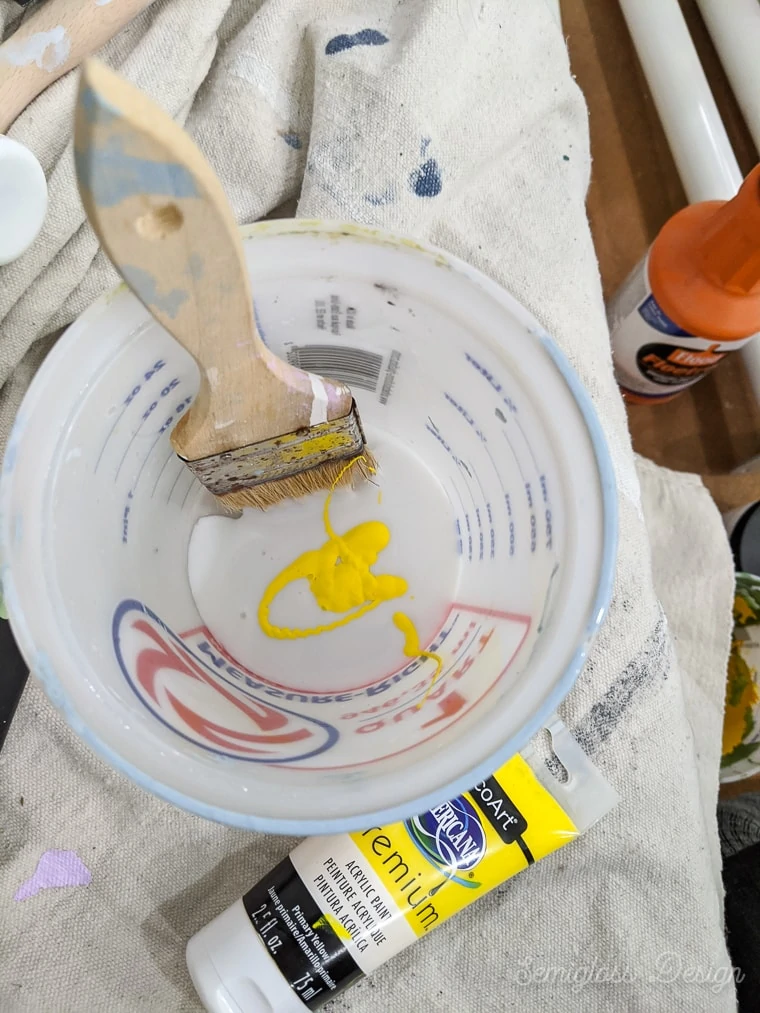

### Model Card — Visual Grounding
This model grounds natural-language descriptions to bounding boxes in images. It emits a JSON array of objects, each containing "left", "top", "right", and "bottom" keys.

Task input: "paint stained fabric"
[
  {"left": 0, "top": 2, "right": 737, "bottom": 1011},
  {"left": 14, "top": 850, "right": 91, "bottom": 901},
  {"left": 572, "top": 611, "right": 671, "bottom": 757},
  {"left": 410, "top": 158, "right": 443, "bottom": 198},
  {"left": 364, "top": 185, "right": 396, "bottom": 206},
  {"left": 325, "top": 29, "right": 389, "bottom": 55}
]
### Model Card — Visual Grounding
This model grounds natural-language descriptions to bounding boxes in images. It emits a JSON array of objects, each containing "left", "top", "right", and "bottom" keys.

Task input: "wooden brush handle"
[
  {"left": 74, "top": 60, "right": 353, "bottom": 463},
  {"left": 0, "top": 0, "right": 156, "bottom": 134}
]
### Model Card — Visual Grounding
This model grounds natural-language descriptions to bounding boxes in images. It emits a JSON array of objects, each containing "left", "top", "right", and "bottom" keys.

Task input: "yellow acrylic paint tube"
[{"left": 186, "top": 718, "right": 618, "bottom": 1013}]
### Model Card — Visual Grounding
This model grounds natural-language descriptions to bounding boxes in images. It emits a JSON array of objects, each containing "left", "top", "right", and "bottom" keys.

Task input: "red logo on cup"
[{"left": 113, "top": 600, "right": 337, "bottom": 762}]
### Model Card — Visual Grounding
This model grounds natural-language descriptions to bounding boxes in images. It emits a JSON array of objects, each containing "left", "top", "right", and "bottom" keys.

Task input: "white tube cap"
[
  {"left": 186, "top": 900, "right": 309, "bottom": 1013},
  {"left": 0, "top": 135, "right": 48, "bottom": 266}
]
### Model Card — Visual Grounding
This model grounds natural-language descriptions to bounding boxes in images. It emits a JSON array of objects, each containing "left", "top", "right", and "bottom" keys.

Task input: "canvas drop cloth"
[{"left": 0, "top": 1, "right": 739, "bottom": 1010}]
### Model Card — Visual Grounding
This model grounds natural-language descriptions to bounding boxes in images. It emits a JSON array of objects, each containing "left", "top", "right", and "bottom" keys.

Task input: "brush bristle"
[{"left": 217, "top": 450, "right": 377, "bottom": 511}]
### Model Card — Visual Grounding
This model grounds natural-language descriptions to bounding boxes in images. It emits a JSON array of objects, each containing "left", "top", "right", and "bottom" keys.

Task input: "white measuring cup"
[{"left": 0, "top": 221, "right": 617, "bottom": 834}]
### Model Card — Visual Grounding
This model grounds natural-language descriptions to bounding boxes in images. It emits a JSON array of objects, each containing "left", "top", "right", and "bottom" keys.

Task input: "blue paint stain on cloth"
[
  {"left": 325, "top": 29, "right": 389, "bottom": 55},
  {"left": 281, "top": 133, "right": 302, "bottom": 149},
  {"left": 364, "top": 184, "right": 396, "bottom": 206},
  {"left": 409, "top": 158, "right": 442, "bottom": 197}
]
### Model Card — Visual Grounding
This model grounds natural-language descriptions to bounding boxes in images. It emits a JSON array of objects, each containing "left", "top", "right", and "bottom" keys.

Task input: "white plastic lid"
[
  {"left": 186, "top": 900, "right": 309, "bottom": 1013},
  {"left": 0, "top": 135, "right": 47, "bottom": 266}
]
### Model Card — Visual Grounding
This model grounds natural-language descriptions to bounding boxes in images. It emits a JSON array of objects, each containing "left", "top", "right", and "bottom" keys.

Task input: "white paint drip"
[
  {"left": 215, "top": 419, "right": 235, "bottom": 430},
  {"left": 309, "top": 374, "right": 329, "bottom": 426},
  {"left": 206, "top": 367, "right": 219, "bottom": 388},
  {"left": 228, "top": 52, "right": 298, "bottom": 122},
  {"left": 1, "top": 26, "right": 71, "bottom": 72},
  {"left": 95, "top": 0, "right": 114, "bottom": 5}
]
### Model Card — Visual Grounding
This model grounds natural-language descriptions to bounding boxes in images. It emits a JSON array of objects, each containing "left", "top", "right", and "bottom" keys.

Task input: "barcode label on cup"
[{"left": 286, "top": 345, "right": 400, "bottom": 405}]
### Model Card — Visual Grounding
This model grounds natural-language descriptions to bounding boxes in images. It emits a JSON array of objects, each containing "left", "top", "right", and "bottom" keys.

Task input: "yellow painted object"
[
  {"left": 721, "top": 576, "right": 760, "bottom": 776},
  {"left": 349, "top": 754, "right": 578, "bottom": 937},
  {"left": 258, "top": 459, "right": 443, "bottom": 704}
]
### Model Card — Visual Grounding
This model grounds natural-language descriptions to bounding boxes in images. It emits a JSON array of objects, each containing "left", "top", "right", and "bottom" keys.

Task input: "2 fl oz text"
[{"left": 248, "top": 902, "right": 284, "bottom": 955}]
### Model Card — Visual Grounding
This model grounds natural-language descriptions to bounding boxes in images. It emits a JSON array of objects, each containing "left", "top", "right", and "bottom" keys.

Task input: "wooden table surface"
[{"left": 561, "top": 0, "right": 760, "bottom": 798}]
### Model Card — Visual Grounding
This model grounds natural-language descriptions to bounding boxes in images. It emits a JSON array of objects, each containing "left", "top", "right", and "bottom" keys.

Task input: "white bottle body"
[{"left": 608, "top": 254, "right": 753, "bottom": 400}]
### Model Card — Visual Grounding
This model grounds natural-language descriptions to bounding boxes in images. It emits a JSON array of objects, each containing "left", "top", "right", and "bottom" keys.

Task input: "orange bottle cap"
[
  {"left": 699, "top": 164, "right": 760, "bottom": 295},
  {"left": 649, "top": 163, "right": 760, "bottom": 339}
]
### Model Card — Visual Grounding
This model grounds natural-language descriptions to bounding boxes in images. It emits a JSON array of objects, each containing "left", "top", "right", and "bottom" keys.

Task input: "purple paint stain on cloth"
[{"left": 14, "top": 849, "right": 92, "bottom": 901}]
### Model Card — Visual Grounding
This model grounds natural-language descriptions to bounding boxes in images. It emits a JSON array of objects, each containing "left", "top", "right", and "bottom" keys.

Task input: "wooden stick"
[
  {"left": 75, "top": 59, "right": 354, "bottom": 465},
  {"left": 0, "top": 0, "right": 156, "bottom": 134}
]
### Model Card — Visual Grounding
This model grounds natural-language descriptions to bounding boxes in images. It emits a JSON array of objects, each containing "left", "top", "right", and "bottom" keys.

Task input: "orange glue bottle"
[{"left": 609, "top": 163, "right": 760, "bottom": 403}]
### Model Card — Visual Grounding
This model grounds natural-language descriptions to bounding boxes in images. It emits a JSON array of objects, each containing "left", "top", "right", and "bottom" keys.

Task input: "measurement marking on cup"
[
  {"left": 443, "top": 392, "right": 486, "bottom": 442},
  {"left": 449, "top": 480, "right": 471, "bottom": 563},
  {"left": 513, "top": 414, "right": 540, "bottom": 474},
  {"left": 114, "top": 373, "right": 180, "bottom": 481},
  {"left": 464, "top": 461, "right": 489, "bottom": 562},
  {"left": 120, "top": 394, "right": 194, "bottom": 543},
  {"left": 180, "top": 473, "right": 197, "bottom": 508},
  {"left": 481, "top": 441, "right": 508, "bottom": 560},
  {"left": 122, "top": 492, "right": 132, "bottom": 543},
  {"left": 95, "top": 359, "right": 168, "bottom": 475},
  {"left": 505, "top": 492, "right": 515, "bottom": 557},
  {"left": 503, "top": 429, "right": 538, "bottom": 555},
  {"left": 475, "top": 507, "right": 484, "bottom": 560},
  {"left": 425, "top": 416, "right": 480, "bottom": 564},
  {"left": 132, "top": 397, "right": 193, "bottom": 494},
  {"left": 151, "top": 451, "right": 175, "bottom": 497},
  {"left": 95, "top": 402, "right": 132, "bottom": 475},
  {"left": 502, "top": 430, "right": 527, "bottom": 484},
  {"left": 455, "top": 457, "right": 486, "bottom": 558},
  {"left": 132, "top": 428, "right": 165, "bottom": 492},
  {"left": 464, "top": 351, "right": 518, "bottom": 415},
  {"left": 540, "top": 473, "right": 553, "bottom": 551},
  {"left": 425, "top": 409, "right": 492, "bottom": 561},
  {"left": 166, "top": 465, "right": 186, "bottom": 504}
]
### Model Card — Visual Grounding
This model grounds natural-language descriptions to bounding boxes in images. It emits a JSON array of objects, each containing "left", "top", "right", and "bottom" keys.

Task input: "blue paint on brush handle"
[
  {"left": 75, "top": 137, "right": 198, "bottom": 208},
  {"left": 75, "top": 84, "right": 198, "bottom": 207},
  {"left": 121, "top": 264, "right": 188, "bottom": 318}
]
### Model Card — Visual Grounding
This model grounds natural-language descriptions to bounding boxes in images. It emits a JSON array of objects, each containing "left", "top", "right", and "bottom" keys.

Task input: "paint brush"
[
  {"left": 0, "top": 0, "right": 157, "bottom": 134},
  {"left": 0, "top": 0, "right": 156, "bottom": 263},
  {"left": 74, "top": 60, "right": 375, "bottom": 511}
]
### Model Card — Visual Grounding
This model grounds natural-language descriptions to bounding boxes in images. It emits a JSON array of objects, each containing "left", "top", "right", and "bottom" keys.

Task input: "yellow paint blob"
[
  {"left": 257, "top": 458, "right": 443, "bottom": 704},
  {"left": 393, "top": 612, "right": 443, "bottom": 706}
]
